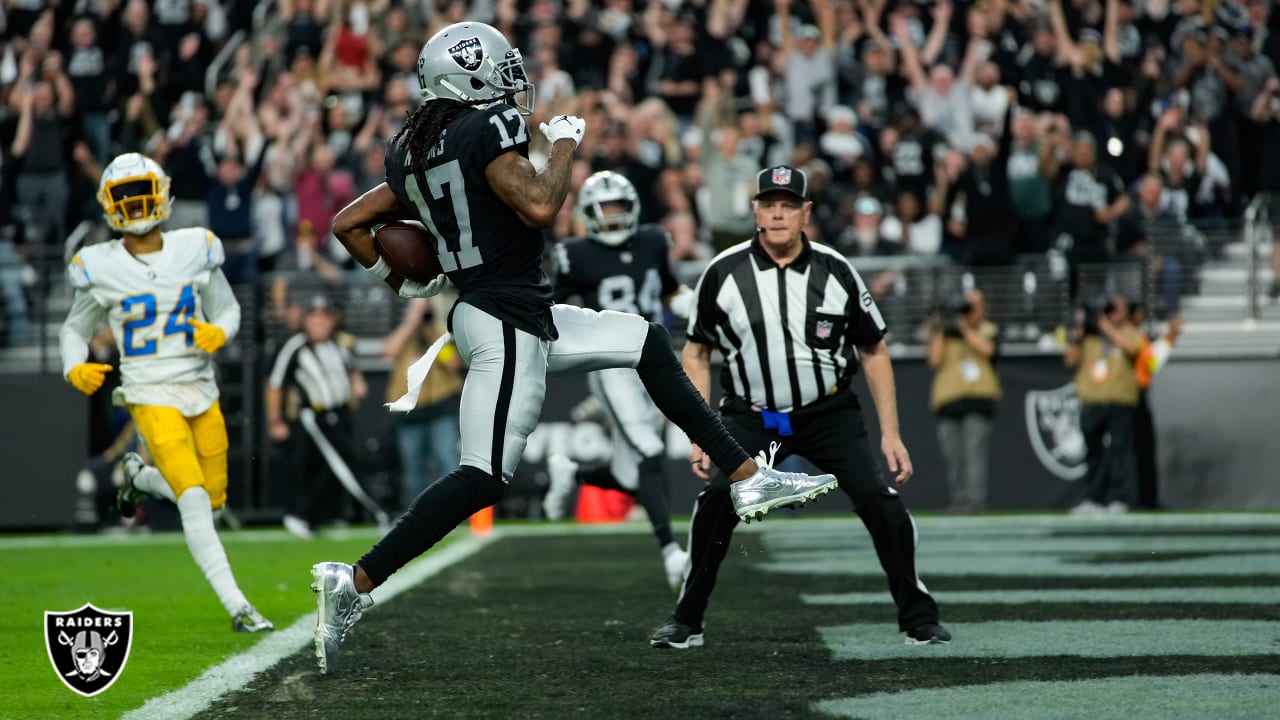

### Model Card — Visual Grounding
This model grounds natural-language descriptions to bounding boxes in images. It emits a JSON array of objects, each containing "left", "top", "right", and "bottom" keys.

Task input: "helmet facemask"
[
  {"left": 584, "top": 200, "right": 639, "bottom": 247},
  {"left": 97, "top": 154, "right": 171, "bottom": 235},
  {"left": 578, "top": 171, "right": 640, "bottom": 246}
]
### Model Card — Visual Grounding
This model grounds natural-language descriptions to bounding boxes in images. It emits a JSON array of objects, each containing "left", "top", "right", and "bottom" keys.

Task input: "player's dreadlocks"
[{"left": 396, "top": 94, "right": 510, "bottom": 176}]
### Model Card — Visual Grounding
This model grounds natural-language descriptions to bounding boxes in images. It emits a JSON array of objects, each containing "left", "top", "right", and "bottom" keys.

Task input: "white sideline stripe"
[
  {"left": 813, "top": 674, "right": 1280, "bottom": 720},
  {"left": 758, "top": 552, "right": 1280, "bottom": 577},
  {"left": 804, "top": 587, "right": 1280, "bottom": 606},
  {"left": 117, "top": 531, "right": 497, "bottom": 720},
  {"left": 818, "top": 620, "right": 1280, "bottom": 660}
]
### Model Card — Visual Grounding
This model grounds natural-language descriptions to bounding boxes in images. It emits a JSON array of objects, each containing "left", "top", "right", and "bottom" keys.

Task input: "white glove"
[
  {"left": 539, "top": 115, "right": 586, "bottom": 147},
  {"left": 666, "top": 285, "right": 695, "bottom": 319},
  {"left": 399, "top": 274, "right": 454, "bottom": 299}
]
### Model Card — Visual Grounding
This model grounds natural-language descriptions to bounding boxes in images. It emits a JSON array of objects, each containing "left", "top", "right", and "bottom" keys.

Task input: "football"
[{"left": 374, "top": 221, "right": 443, "bottom": 284}]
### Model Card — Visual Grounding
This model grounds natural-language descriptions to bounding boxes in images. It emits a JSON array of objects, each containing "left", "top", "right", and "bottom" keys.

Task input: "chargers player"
[
  {"left": 60, "top": 153, "right": 273, "bottom": 633},
  {"left": 548, "top": 171, "right": 694, "bottom": 591}
]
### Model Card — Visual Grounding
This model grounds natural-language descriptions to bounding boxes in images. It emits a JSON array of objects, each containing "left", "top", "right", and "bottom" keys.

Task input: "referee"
[
  {"left": 649, "top": 166, "right": 950, "bottom": 648},
  {"left": 266, "top": 296, "right": 389, "bottom": 537}
]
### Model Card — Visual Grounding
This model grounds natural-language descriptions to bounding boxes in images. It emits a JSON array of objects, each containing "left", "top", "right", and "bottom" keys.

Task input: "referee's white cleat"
[
  {"left": 310, "top": 562, "right": 374, "bottom": 674},
  {"left": 730, "top": 442, "right": 838, "bottom": 523}
]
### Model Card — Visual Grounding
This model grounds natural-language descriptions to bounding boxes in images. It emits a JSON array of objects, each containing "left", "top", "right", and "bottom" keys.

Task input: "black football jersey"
[
  {"left": 385, "top": 103, "right": 556, "bottom": 340},
  {"left": 552, "top": 224, "right": 679, "bottom": 324}
]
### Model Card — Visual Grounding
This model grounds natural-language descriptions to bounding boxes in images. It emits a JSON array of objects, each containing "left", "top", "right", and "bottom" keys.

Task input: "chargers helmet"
[
  {"left": 577, "top": 171, "right": 640, "bottom": 247},
  {"left": 97, "top": 153, "right": 171, "bottom": 235},
  {"left": 417, "top": 22, "right": 535, "bottom": 115}
]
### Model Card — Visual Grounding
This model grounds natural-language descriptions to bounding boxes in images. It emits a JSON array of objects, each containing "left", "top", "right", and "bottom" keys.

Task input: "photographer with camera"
[
  {"left": 1064, "top": 295, "right": 1143, "bottom": 515},
  {"left": 927, "top": 290, "right": 1000, "bottom": 514}
]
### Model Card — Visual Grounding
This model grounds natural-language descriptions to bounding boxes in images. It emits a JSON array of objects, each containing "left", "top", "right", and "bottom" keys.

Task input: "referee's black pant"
[
  {"left": 291, "top": 407, "right": 357, "bottom": 525},
  {"left": 673, "top": 390, "right": 940, "bottom": 632}
]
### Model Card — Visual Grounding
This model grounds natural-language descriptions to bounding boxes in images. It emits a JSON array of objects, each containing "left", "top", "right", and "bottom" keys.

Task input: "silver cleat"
[
  {"left": 730, "top": 442, "right": 838, "bottom": 523},
  {"left": 231, "top": 605, "right": 274, "bottom": 633},
  {"left": 310, "top": 562, "right": 374, "bottom": 674}
]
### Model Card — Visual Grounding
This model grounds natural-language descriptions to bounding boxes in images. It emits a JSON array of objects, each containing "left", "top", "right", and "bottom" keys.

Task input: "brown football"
[{"left": 373, "top": 221, "right": 443, "bottom": 284}]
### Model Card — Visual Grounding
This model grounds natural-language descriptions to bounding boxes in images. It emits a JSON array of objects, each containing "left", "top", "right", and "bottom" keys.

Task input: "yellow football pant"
[{"left": 128, "top": 402, "right": 230, "bottom": 509}]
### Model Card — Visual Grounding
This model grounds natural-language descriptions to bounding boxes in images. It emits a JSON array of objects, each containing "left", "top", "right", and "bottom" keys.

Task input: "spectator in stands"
[
  {"left": 928, "top": 289, "right": 1000, "bottom": 514},
  {"left": 650, "top": 10, "right": 706, "bottom": 130},
  {"left": 775, "top": 0, "right": 838, "bottom": 144},
  {"left": 819, "top": 105, "right": 870, "bottom": 177},
  {"left": 696, "top": 78, "right": 760, "bottom": 254},
  {"left": 10, "top": 53, "right": 74, "bottom": 249},
  {"left": 894, "top": 2, "right": 979, "bottom": 149},
  {"left": 383, "top": 298, "right": 464, "bottom": 510},
  {"left": 1148, "top": 106, "right": 1211, "bottom": 223},
  {"left": 65, "top": 18, "right": 113, "bottom": 165},
  {"left": 1116, "top": 173, "right": 1188, "bottom": 316},
  {"left": 662, "top": 211, "right": 705, "bottom": 262},
  {"left": 295, "top": 141, "right": 356, "bottom": 269},
  {"left": 1043, "top": 130, "right": 1129, "bottom": 301},
  {"left": 1065, "top": 295, "right": 1143, "bottom": 515},
  {"left": 950, "top": 98, "right": 1017, "bottom": 266},
  {"left": 1007, "top": 110, "right": 1057, "bottom": 254}
]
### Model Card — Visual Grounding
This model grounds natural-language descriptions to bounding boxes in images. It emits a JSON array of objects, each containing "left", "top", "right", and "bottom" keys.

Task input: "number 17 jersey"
[{"left": 385, "top": 103, "right": 556, "bottom": 340}]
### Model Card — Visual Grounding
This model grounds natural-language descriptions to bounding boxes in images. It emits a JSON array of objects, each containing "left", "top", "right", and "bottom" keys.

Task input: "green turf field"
[
  {"left": 0, "top": 528, "right": 398, "bottom": 720},
  {"left": 6, "top": 514, "right": 1280, "bottom": 719}
]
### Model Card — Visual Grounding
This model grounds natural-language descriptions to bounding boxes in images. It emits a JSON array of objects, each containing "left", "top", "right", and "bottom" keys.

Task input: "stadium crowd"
[{"left": 3, "top": 0, "right": 1279, "bottom": 344}]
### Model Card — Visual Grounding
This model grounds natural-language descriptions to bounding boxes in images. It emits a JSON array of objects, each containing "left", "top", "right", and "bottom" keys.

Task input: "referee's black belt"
[{"left": 721, "top": 386, "right": 853, "bottom": 436}]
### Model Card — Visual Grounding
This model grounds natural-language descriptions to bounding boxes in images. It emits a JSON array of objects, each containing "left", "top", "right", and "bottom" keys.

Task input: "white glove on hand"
[
  {"left": 399, "top": 274, "right": 454, "bottom": 299},
  {"left": 539, "top": 115, "right": 586, "bottom": 148}
]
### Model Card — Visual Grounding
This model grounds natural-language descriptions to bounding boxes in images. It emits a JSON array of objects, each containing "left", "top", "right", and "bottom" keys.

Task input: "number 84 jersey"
[
  {"left": 63, "top": 229, "right": 235, "bottom": 412},
  {"left": 552, "top": 225, "right": 679, "bottom": 322}
]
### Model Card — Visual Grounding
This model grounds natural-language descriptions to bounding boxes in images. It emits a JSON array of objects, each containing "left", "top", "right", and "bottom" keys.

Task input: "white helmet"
[
  {"left": 97, "top": 153, "right": 171, "bottom": 235},
  {"left": 416, "top": 22, "right": 535, "bottom": 115},
  {"left": 577, "top": 171, "right": 640, "bottom": 247}
]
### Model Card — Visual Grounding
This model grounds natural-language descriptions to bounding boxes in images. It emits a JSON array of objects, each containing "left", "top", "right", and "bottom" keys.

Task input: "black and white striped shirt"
[
  {"left": 687, "top": 237, "right": 886, "bottom": 413},
  {"left": 268, "top": 335, "right": 354, "bottom": 411}
]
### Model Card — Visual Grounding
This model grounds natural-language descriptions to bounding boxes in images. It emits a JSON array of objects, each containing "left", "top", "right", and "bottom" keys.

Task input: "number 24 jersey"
[{"left": 65, "top": 229, "right": 231, "bottom": 395}]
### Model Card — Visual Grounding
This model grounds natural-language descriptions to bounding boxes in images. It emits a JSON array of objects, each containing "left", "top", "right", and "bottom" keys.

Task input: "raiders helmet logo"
[
  {"left": 448, "top": 37, "right": 484, "bottom": 72},
  {"left": 1024, "top": 383, "right": 1087, "bottom": 481},
  {"left": 45, "top": 603, "right": 133, "bottom": 697}
]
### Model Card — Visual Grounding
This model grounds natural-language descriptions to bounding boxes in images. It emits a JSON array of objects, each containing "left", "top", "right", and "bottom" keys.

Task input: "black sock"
[
  {"left": 356, "top": 466, "right": 505, "bottom": 588},
  {"left": 634, "top": 456, "right": 675, "bottom": 548},
  {"left": 635, "top": 323, "right": 750, "bottom": 475}
]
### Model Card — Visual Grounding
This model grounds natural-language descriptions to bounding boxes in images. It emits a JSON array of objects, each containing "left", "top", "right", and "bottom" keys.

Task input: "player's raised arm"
[{"left": 485, "top": 115, "right": 584, "bottom": 228}]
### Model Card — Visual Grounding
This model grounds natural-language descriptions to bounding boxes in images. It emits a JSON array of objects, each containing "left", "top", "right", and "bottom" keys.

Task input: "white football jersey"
[{"left": 65, "top": 228, "right": 235, "bottom": 410}]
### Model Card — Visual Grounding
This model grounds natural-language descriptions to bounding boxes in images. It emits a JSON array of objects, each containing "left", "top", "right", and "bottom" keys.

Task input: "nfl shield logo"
[
  {"left": 1024, "top": 383, "right": 1087, "bottom": 481},
  {"left": 815, "top": 320, "right": 833, "bottom": 339},
  {"left": 772, "top": 167, "right": 792, "bottom": 185},
  {"left": 45, "top": 603, "right": 134, "bottom": 697}
]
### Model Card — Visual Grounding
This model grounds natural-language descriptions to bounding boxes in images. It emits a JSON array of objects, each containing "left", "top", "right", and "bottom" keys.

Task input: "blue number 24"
[{"left": 121, "top": 285, "right": 197, "bottom": 357}]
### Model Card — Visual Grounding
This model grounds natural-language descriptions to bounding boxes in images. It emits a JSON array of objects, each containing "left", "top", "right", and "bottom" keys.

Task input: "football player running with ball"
[
  {"left": 548, "top": 171, "right": 695, "bottom": 591},
  {"left": 312, "top": 21, "right": 838, "bottom": 673},
  {"left": 60, "top": 153, "right": 272, "bottom": 633}
]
